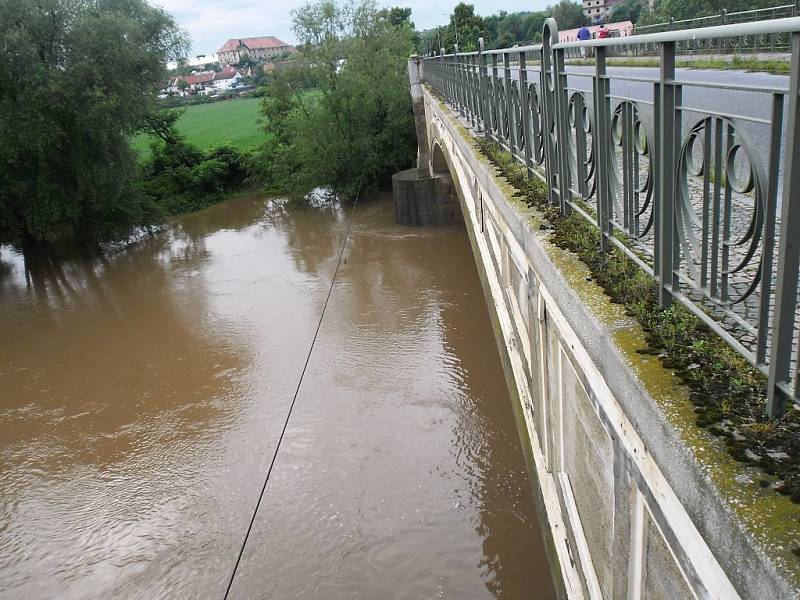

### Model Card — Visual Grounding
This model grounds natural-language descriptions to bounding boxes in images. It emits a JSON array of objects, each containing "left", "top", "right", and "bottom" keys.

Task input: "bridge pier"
[{"left": 391, "top": 56, "right": 463, "bottom": 226}]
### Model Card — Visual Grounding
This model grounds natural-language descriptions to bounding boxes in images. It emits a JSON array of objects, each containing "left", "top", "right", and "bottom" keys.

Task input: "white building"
[{"left": 211, "top": 66, "right": 243, "bottom": 91}]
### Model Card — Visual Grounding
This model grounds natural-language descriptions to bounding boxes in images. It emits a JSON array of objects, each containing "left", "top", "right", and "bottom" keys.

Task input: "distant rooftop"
[{"left": 218, "top": 36, "right": 291, "bottom": 54}]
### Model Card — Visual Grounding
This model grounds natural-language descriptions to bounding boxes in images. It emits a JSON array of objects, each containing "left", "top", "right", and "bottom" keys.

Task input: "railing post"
[
  {"left": 519, "top": 49, "right": 535, "bottom": 176},
  {"left": 552, "top": 29, "right": 572, "bottom": 215},
  {"left": 478, "top": 38, "right": 489, "bottom": 137},
  {"left": 657, "top": 41, "right": 679, "bottom": 308},
  {"left": 541, "top": 19, "right": 561, "bottom": 207},
  {"left": 594, "top": 45, "right": 612, "bottom": 252},
  {"left": 503, "top": 50, "right": 513, "bottom": 150},
  {"left": 454, "top": 43, "right": 462, "bottom": 116},
  {"left": 491, "top": 52, "right": 499, "bottom": 141},
  {"left": 440, "top": 48, "right": 446, "bottom": 102},
  {"left": 767, "top": 31, "right": 800, "bottom": 417},
  {"left": 469, "top": 55, "right": 476, "bottom": 125}
]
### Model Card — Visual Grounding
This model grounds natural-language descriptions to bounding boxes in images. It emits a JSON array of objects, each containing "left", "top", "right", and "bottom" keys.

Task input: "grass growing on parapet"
[
  {"left": 565, "top": 56, "right": 791, "bottom": 74},
  {"left": 477, "top": 138, "right": 800, "bottom": 508}
]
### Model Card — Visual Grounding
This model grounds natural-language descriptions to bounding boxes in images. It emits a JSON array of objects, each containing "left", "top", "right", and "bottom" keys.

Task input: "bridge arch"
[{"left": 431, "top": 140, "right": 449, "bottom": 175}]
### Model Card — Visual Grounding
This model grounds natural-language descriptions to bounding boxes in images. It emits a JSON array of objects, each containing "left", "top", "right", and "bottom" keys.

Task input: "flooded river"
[{"left": 0, "top": 193, "right": 555, "bottom": 599}]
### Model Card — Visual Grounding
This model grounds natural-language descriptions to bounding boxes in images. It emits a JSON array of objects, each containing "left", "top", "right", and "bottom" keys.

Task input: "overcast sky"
[{"left": 155, "top": 0, "right": 549, "bottom": 56}]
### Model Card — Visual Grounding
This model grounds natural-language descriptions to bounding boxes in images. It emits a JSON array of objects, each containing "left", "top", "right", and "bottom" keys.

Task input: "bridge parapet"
[
  {"left": 412, "top": 18, "right": 800, "bottom": 599},
  {"left": 422, "top": 16, "right": 800, "bottom": 416}
]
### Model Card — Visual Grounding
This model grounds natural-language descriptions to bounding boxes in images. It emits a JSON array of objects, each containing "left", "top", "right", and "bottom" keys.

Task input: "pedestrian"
[
  {"left": 577, "top": 24, "right": 591, "bottom": 58},
  {"left": 598, "top": 25, "right": 609, "bottom": 39}
]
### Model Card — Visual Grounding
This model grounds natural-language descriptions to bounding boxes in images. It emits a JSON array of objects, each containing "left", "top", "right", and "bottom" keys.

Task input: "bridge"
[{"left": 400, "top": 16, "right": 800, "bottom": 599}]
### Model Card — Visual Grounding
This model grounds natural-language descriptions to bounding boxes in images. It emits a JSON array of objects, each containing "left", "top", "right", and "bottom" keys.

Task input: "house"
[
  {"left": 183, "top": 70, "right": 216, "bottom": 92},
  {"left": 211, "top": 66, "right": 243, "bottom": 91},
  {"left": 217, "top": 36, "right": 295, "bottom": 66},
  {"left": 582, "top": 0, "right": 620, "bottom": 23}
]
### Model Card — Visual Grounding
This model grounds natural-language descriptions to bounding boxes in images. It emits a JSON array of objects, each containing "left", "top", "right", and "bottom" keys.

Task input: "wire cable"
[{"left": 223, "top": 180, "right": 363, "bottom": 598}]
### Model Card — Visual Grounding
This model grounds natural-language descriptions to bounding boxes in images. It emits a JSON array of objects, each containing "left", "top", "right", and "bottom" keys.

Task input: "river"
[{"left": 0, "top": 193, "right": 555, "bottom": 599}]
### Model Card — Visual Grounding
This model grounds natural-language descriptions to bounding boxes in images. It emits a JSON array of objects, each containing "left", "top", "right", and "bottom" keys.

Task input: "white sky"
[{"left": 155, "top": 0, "right": 550, "bottom": 56}]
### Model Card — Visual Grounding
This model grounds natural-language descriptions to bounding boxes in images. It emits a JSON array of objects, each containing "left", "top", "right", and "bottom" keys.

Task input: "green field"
[{"left": 133, "top": 96, "right": 265, "bottom": 158}]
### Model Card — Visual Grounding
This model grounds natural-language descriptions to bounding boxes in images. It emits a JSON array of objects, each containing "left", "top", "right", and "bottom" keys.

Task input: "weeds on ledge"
[{"left": 477, "top": 138, "right": 800, "bottom": 505}]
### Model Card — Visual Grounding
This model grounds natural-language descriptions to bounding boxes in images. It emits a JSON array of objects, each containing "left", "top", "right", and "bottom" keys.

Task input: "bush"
[{"left": 139, "top": 141, "right": 250, "bottom": 215}]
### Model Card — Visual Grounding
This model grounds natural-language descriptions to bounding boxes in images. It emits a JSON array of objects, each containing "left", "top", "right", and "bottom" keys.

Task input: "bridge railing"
[
  {"left": 630, "top": 3, "right": 799, "bottom": 55},
  {"left": 421, "top": 17, "right": 800, "bottom": 416}
]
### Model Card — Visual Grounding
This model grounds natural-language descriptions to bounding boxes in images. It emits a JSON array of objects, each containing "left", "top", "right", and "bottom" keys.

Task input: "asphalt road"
[
  {"left": 566, "top": 66, "right": 791, "bottom": 200},
  {"left": 488, "top": 65, "right": 791, "bottom": 199}
]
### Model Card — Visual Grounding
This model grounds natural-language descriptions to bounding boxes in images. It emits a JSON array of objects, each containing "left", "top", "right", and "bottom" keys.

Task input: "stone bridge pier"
[{"left": 390, "top": 57, "right": 462, "bottom": 226}]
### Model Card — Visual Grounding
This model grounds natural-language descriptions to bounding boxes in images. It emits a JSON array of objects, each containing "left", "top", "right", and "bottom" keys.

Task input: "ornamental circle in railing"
[
  {"left": 675, "top": 117, "right": 767, "bottom": 305},
  {"left": 511, "top": 81, "right": 524, "bottom": 151},
  {"left": 609, "top": 101, "right": 655, "bottom": 240},
  {"left": 568, "top": 92, "right": 596, "bottom": 201},
  {"left": 527, "top": 83, "right": 545, "bottom": 165}
]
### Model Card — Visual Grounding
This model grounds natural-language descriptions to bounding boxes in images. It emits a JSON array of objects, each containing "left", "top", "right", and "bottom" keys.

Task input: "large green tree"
[
  {"left": 550, "top": 0, "right": 587, "bottom": 29},
  {"left": 259, "top": 1, "right": 417, "bottom": 198},
  {"left": 0, "top": 0, "right": 187, "bottom": 245}
]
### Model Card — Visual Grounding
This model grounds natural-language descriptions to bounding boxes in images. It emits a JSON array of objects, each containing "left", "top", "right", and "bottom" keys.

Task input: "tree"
[
  {"left": 0, "top": 0, "right": 188, "bottom": 245},
  {"left": 238, "top": 52, "right": 256, "bottom": 68},
  {"left": 258, "top": 1, "right": 417, "bottom": 198},
  {"left": 494, "top": 32, "right": 517, "bottom": 49},
  {"left": 177, "top": 79, "right": 190, "bottom": 95},
  {"left": 550, "top": 0, "right": 587, "bottom": 29},
  {"left": 524, "top": 12, "right": 548, "bottom": 41},
  {"left": 609, "top": 0, "right": 648, "bottom": 22},
  {"left": 140, "top": 109, "right": 185, "bottom": 145},
  {"left": 446, "top": 3, "right": 488, "bottom": 52}
]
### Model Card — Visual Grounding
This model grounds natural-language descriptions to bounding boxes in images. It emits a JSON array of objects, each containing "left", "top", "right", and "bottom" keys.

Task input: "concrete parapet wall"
[{"left": 420, "top": 87, "right": 797, "bottom": 599}]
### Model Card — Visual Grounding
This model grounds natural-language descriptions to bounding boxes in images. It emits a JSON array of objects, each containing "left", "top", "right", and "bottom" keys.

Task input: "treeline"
[
  {"left": 419, "top": 2, "right": 587, "bottom": 52},
  {"left": 0, "top": 0, "right": 191, "bottom": 246},
  {"left": 641, "top": 0, "right": 791, "bottom": 26},
  {"left": 253, "top": 2, "right": 418, "bottom": 199},
  {"left": 0, "top": 0, "right": 419, "bottom": 250},
  {"left": 420, "top": 0, "right": 792, "bottom": 53}
]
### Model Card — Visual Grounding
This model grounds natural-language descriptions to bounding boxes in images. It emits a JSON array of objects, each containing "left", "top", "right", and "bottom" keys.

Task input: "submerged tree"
[
  {"left": 258, "top": 0, "right": 417, "bottom": 198},
  {"left": 0, "top": 0, "right": 187, "bottom": 245}
]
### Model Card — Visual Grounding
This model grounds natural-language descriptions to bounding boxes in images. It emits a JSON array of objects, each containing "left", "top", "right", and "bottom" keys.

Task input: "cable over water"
[{"left": 223, "top": 181, "right": 363, "bottom": 598}]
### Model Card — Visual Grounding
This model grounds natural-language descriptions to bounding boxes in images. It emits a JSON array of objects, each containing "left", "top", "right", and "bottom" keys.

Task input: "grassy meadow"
[{"left": 133, "top": 96, "right": 265, "bottom": 158}]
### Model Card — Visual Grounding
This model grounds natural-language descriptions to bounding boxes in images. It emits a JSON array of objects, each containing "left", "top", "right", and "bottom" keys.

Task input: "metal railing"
[
  {"left": 632, "top": 2, "right": 798, "bottom": 54},
  {"left": 422, "top": 17, "right": 800, "bottom": 416}
]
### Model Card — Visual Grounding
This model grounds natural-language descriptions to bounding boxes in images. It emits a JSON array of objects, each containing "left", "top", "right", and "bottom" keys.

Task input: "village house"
[
  {"left": 217, "top": 36, "right": 294, "bottom": 66},
  {"left": 210, "top": 66, "right": 244, "bottom": 91},
  {"left": 162, "top": 66, "right": 247, "bottom": 97},
  {"left": 182, "top": 70, "right": 216, "bottom": 93}
]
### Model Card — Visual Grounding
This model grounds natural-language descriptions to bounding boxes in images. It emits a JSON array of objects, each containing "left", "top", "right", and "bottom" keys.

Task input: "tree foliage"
[
  {"left": 0, "top": 0, "right": 187, "bottom": 244},
  {"left": 418, "top": 1, "right": 586, "bottom": 53},
  {"left": 257, "top": 1, "right": 417, "bottom": 198},
  {"left": 608, "top": 0, "right": 648, "bottom": 23}
]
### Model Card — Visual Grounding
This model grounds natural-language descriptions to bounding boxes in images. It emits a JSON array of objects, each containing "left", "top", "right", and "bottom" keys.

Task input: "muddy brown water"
[{"left": 0, "top": 193, "right": 556, "bottom": 599}]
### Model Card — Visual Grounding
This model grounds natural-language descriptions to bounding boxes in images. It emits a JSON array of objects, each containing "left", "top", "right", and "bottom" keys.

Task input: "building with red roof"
[{"left": 217, "top": 36, "right": 295, "bottom": 66}]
